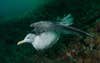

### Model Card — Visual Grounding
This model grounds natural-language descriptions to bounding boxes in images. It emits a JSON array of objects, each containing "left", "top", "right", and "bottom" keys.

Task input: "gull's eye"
[
  {"left": 27, "top": 37, "right": 29, "bottom": 39},
  {"left": 27, "top": 36, "right": 33, "bottom": 39},
  {"left": 26, "top": 36, "right": 30, "bottom": 39}
]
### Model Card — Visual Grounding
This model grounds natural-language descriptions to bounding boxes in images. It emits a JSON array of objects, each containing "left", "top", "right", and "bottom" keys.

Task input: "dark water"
[
  {"left": 0, "top": 0, "right": 99, "bottom": 63},
  {"left": 0, "top": 0, "right": 52, "bottom": 17}
]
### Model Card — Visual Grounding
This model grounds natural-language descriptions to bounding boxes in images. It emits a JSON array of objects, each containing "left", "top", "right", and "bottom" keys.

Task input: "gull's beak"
[{"left": 17, "top": 40, "right": 25, "bottom": 45}]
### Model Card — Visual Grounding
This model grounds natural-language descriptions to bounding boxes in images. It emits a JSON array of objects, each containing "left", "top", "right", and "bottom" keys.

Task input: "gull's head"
[{"left": 17, "top": 33, "right": 36, "bottom": 45}]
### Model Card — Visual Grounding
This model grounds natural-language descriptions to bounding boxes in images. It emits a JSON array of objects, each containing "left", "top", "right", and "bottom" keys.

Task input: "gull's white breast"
[{"left": 32, "top": 32, "right": 59, "bottom": 50}]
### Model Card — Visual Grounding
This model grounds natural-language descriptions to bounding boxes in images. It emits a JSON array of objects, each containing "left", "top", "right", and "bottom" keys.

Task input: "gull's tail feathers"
[{"left": 58, "top": 13, "right": 74, "bottom": 26}]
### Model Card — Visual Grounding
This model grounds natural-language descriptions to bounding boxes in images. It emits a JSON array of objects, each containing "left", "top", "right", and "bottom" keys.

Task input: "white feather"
[{"left": 32, "top": 32, "right": 59, "bottom": 50}]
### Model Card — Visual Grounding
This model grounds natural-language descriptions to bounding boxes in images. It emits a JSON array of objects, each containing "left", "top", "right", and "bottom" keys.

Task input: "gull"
[{"left": 17, "top": 14, "right": 94, "bottom": 50}]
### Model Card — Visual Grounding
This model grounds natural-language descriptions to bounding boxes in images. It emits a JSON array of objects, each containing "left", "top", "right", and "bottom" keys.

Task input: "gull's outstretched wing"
[{"left": 57, "top": 23, "right": 95, "bottom": 38}]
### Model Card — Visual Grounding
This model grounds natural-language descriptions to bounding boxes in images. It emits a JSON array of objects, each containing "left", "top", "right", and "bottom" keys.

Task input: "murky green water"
[{"left": 0, "top": 0, "right": 99, "bottom": 63}]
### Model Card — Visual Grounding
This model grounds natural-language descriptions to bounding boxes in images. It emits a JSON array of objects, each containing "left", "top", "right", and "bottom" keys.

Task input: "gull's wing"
[{"left": 57, "top": 23, "right": 95, "bottom": 38}]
